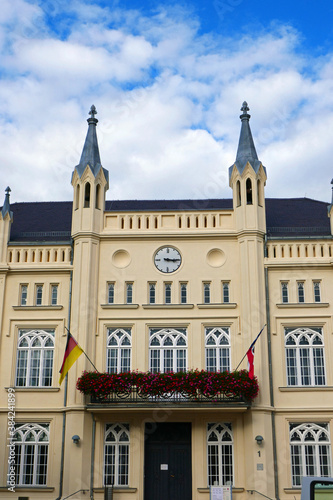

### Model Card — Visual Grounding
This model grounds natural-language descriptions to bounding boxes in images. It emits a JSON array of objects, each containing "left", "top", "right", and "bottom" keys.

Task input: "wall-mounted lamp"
[
  {"left": 255, "top": 435, "right": 264, "bottom": 445},
  {"left": 72, "top": 435, "right": 80, "bottom": 445}
]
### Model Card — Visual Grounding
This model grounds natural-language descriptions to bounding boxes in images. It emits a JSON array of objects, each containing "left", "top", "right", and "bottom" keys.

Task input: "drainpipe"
[
  {"left": 265, "top": 263, "right": 279, "bottom": 500},
  {"left": 55, "top": 240, "right": 74, "bottom": 500},
  {"left": 90, "top": 413, "right": 96, "bottom": 500}
]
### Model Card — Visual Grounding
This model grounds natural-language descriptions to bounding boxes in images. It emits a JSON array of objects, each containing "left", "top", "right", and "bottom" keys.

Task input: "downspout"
[
  {"left": 55, "top": 239, "right": 74, "bottom": 500},
  {"left": 264, "top": 240, "right": 279, "bottom": 500},
  {"left": 90, "top": 412, "right": 96, "bottom": 500}
]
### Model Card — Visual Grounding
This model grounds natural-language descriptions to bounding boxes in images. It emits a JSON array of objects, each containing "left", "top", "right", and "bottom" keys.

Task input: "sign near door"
[
  {"left": 210, "top": 486, "right": 232, "bottom": 500},
  {"left": 160, "top": 464, "right": 168, "bottom": 470}
]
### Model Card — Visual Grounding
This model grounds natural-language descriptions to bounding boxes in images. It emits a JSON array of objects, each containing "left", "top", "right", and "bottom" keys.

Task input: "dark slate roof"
[
  {"left": 266, "top": 198, "right": 331, "bottom": 237},
  {"left": 8, "top": 202, "right": 73, "bottom": 242},
  {"left": 105, "top": 199, "right": 233, "bottom": 211},
  {"left": 3, "top": 197, "right": 331, "bottom": 243}
]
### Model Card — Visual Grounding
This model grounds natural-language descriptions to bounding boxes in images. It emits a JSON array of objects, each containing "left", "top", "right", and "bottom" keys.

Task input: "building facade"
[{"left": 0, "top": 102, "right": 332, "bottom": 500}]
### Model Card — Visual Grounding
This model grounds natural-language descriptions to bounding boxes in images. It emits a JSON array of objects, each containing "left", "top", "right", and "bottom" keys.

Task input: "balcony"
[
  {"left": 88, "top": 387, "right": 250, "bottom": 407},
  {"left": 78, "top": 370, "right": 258, "bottom": 409}
]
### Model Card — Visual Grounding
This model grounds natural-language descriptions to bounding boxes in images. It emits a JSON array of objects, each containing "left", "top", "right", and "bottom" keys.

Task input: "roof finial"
[
  {"left": 89, "top": 105, "right": 97, "bottom": 119},
  {"left": 240, "top": 101, "right": 251, "bottom": 121},
  {"left": 331, "top": 179, "right": 333, "bottom": 205}
]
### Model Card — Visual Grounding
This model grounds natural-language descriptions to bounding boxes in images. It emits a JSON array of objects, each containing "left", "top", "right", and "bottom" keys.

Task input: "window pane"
[
  {"left": 223, "top": 283, "right": 229, "bottom": 303},
  {"left": 51, "top": 285, "right": 58, "bottom": 305},
  {"left": 108, "top": 284, "right": 114, "bottom": 304},
  {"left": 126, "top": 284, "right": 133, "bottom": 304},
  {"left": 180, "top": 284, "right": 187, "bottom": 304},
  {"left": 204, "top": 284, "right": 210, "bottom": 303},
  {"left": 149, "top": 284, "right": 155, "bottom": 304}
]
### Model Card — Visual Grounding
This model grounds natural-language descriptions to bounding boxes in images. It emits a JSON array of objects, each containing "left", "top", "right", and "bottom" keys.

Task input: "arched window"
[
  {"left": 236, "top": 180, "right": 241, "bottom": 206},
  {"left": 205, "top": 327, "right": 230, "bottom": 372},
  {"left": 95, "top": 184, "right": 101, "bottom": 209},
  {"left": 207, "top": 423, "right": 234, "bottom": 486},
  {"left": 257, "top": 179, "right": 262, "bottom": 206},
  {"left": 289, "top": 423, "right": 331, "bottom": 486},
  {"left": 84, "top": 182, "right": 91, "bottom": 208},
  {"left": 106, "top": 328, "right": 131, "bottom": 373},
  {"left": 246, "top": 178, "right": 252, "bottom": 204},
  {"left": 16, "top": 329, "right": 55, "bottom": 387},
  {"left": 14, "top": 423, "right": 50, "bottom": 486},
  {"left": 104, "top": 423, "right": 130, "bottom": 486},
  {"left": 75, "top": 184, "right": 80, "bottom": 210},
  {"left": 285, "top": 327, "right": 326, "bottom": 386},
  {"left": 149, "top": 327, "right": 187, "bottom": 373}
]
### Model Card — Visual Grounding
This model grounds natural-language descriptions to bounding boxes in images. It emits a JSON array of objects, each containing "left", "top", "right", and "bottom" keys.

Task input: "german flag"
[{"left": 59, "top": 332, "right": 84, "bottom": 385}]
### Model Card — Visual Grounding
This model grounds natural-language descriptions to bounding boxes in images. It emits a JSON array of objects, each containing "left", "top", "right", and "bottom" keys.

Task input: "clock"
[{"left": 154, "top": 246, "right": 182, "bottom": 273}]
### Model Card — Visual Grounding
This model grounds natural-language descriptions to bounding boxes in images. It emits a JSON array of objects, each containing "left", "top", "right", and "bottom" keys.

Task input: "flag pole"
[
  {"left": 65, "top": 327, "right": 99, "bottom": 372},
  {"left": 235, "top": 324, "right": 266, "bottom": 371}
]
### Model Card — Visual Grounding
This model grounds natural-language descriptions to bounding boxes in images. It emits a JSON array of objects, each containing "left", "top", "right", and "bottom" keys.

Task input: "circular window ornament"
[
  {"left": 112, "top": 250, "right": 131, "bottom": 269},
  {"left": 206, "top": 248, "right": 226, "bottom": 268}
]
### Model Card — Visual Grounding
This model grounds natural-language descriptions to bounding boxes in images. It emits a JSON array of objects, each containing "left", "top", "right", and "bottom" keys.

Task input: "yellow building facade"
[{"left": 0, "top": 102, "right": 332, "bottom": 500}]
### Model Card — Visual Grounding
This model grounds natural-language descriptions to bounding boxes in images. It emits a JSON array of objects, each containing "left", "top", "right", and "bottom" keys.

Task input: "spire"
[
  {"left": 229, "top": 102, "right": 265, "bottom": 178},
  {"left": 236, "top": 102, "right": 258, "bottom": 163},
  {"left": 1, "top": 187, "right": 12, "bottom": 219}
]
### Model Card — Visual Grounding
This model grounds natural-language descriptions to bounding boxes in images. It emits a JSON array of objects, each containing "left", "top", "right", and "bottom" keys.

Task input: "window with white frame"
[
  {"left": 149, "top": 283, "right": 156, "bottom": 304},
  {"left": 180, "top": 283, "right": 187, "bottom": 304},
  {"left": 35, "top": 285, "right": 43, "bottom": 306},
  {"left": 149, "top": 327, "right": 187, "bottom": 373},
  {"left": 126, "top": 283, "right": 133, "bottom": 304},
  {"left": 207, "top": 423, "right": 234, "bottom": 486},
  {"left": 290, "top": 423, "right": 332, "bottom": 487},
  {"left": 285, "top": 327, "right": 326, "bottom": 386},
  {"left": 164, "top": 283, "right": 172, "bottom": 304},
  {"left": 281, "top": 282, "right": 289, "bottom": 303},
  {"left": 222, "top": 283, "right": 230, "bottom": 303},
  {"left": 204, "top": 283, "right": 211, "bottom": 303},
  {"left": 107, "top": 328, "right": 131, "bottom": 373},
  {"left": 205, "top": 327, "right": 231, "bottom": 372},
  {"left": 20, "top": 284, "right": 28, "bottom": 306},
  {"left": 298, "top": 282, "right": 305, "bottom": 303},
  {"left": 313, "top": 282, "right": 321, "bottom": 303},
  {"left": 16, "top": 329, "right": 55, "bottom": 387},
  {"left": 13, "top": 423, "right": 49, "bottom": 486},
  {"left": 104, "top": 423, "right": 130, "bottom": 486},
  {"left": 51, "top": 285, "right": 58, "bottom": 305},
  {"left": 108, "top": 283, "right": 115, "bottom": 304}
]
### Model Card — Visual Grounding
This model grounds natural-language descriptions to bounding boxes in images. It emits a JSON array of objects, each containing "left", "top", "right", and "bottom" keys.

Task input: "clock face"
[{"left": 154, "top": 246, "right": 182, "bottom": 273}]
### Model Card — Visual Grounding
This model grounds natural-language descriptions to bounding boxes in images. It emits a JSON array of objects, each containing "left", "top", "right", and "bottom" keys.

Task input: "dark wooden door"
[{"left": 144, "top": 423, "right": 192, "bottom": 500}]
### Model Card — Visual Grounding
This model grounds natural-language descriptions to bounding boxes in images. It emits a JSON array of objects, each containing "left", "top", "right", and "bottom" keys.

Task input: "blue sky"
[{"left": 1, "top": 0, "right": 333, "bottom": 203}]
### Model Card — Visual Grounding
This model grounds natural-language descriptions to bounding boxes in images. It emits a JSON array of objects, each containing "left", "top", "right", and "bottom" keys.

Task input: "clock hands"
[{"left": 164, "top": 258, "right": 180, "bottom": 262}]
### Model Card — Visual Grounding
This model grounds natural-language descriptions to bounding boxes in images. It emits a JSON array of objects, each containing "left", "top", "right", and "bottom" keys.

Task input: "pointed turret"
[
  {"left": 1, "top": 187, "right": 12, "bottom": 219},
  {"left": 0, "top": 186, "right": 13, "bottom": 264},
  {"left": 72, "top": 105, "right": 109, "bottom": 187},
  {"left": 71, "top": 106, "right": 109, "bottom": 235},
  {"left": 229, "top": 102, "right": 267, "bottom": 233},
  {"left": 229, "top": 102, "right": 265, "bottom": 179},
  {"left": 328, "top": 179, "right": 333, "bottom": 235}
]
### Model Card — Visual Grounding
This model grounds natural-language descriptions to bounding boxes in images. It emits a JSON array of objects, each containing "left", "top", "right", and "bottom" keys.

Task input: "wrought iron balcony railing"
[{"left": 88, "top": 387, "right": 250, "bottom": 406}]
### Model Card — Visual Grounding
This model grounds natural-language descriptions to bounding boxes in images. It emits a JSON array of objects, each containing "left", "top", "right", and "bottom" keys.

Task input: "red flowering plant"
[{"left": 76, "top": 369, "right": 259, "bottom": 402}]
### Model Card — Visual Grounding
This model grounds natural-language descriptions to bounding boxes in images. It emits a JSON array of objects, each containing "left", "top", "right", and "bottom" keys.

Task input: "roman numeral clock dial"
[{"left": 154, "top": 246, "right": 182, "bottom": 273}]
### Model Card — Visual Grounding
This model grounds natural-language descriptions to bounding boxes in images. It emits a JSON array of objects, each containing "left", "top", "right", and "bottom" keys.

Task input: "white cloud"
[{"left": 0, "top": 0, "right": 333, "bottom": 206}]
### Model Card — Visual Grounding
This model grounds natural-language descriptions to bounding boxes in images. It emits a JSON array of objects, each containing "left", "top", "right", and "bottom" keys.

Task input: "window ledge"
[
  {"left": 0, "top": 486, "right": 55, "bottom": 492},
  {"left": 94, "top": 487, "right": 137, "bottom": 493},
  {"left": 276, "top": 302, "right": 329, "bottom": 308},
  {"left": 101, "top": 304, "right": 139, "bottom": 309},
  {"left": 13, "top": 305, "right": 63, "bottom": 310},
  {"left": 197, "top": 303, "right": 237, "bottom": 309},
  {"left": 9, "top": 387, "right": 60, "bottom": 392},
  {"left": 142, "top": 304, "right": 194, "bottom": 309},
  {"left": 279, "top": 386, "right": 332, "bottom": 392},
  {"left": 284, "top": 488, "right": 301, "bottom": 493}
]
